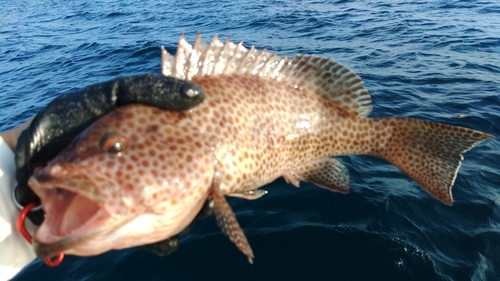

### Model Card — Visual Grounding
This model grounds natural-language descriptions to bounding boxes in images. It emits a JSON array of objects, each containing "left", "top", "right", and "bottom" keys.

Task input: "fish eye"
[{"left": 99, "top": 133, "right": 128, "bottom": 154}]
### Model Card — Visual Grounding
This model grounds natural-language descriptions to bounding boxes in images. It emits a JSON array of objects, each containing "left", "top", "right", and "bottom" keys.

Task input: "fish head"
[{"left": 28, "top": 105, "right": 214, "bottom": 259}]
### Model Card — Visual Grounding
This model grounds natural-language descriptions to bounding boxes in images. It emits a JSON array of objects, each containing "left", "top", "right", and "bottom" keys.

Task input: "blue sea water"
[{"left": 1, "top": 0, "right": 499, "bottom": 280}]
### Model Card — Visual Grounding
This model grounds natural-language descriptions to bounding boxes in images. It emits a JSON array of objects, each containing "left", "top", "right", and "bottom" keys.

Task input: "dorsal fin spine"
[
  {"left": 185, "top": 35, "right": 202, "bottom": 79},
  {"left": 261, "top": 53, "right": 281, "bottom": 78},
  {"left": 192, "top": 34, "right": 208, "bottom": 79},
  {"left": 241, "top": 46, "right": 257, "bottom": 75},
  {"left": 161, "top": 46, "right": 173, "bottom": 77},
  {"left": 219, "top": 38, "right": 234, "bottom": 74},
  {"left": 175, "top": 34, "right": 191, "bottom": 78},
  {"left": 259, "top": 51, "right": 280, "bottom": 77},
  {"left": 213, "top": 36, "right": 227, "bottom": 75},
  {"left": 202, "top": 36, "right": 215, "bottom": 76},
  {"left": 224, "top": 41, "right": 243, "bottom": 74}
]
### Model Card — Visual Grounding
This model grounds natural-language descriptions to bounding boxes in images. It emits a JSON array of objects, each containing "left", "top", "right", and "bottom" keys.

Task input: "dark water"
[{"left": 2, "top": 0, "right": 500, "bottom": 280}]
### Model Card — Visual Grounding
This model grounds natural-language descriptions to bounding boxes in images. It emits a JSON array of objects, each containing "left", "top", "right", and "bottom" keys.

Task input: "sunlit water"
[{"left": 1, "top": 0, "right": 499, "bottom": 280}]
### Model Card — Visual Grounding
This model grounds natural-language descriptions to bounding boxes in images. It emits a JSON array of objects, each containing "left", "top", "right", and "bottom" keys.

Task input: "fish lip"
[
  {"left": 33, "top": 228, "right": 101, "bottom": 259},
  {"left": 33, "top": 212, "right": 138, "bottom": 259},
  {"left": 28, "top": 173, "right": 84, "bottom": 194}
]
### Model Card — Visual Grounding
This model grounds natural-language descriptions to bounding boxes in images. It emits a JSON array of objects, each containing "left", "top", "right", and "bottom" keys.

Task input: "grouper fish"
[{"left": 29, "top": 34, "right": 493, "bottom": 263}]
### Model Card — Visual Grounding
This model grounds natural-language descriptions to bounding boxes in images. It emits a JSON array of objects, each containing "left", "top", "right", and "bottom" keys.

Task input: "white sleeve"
[{"left": 0, "top": 136, "right": 36, "bottom": 281}]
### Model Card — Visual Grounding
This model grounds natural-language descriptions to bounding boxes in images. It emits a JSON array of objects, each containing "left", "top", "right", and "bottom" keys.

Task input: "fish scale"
[{"left": 28, "top": 34, "right": 492, "bottom": 263}]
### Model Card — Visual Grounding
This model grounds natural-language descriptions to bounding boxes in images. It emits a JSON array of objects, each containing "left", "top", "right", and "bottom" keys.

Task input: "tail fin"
[{"left": 376, "top": 118, "right": 493, "bottom": 205}]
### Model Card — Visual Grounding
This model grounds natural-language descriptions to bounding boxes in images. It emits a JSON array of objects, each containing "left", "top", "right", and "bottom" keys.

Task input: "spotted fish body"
[{"left": 29, "top": 35, "right": 492, "bottom": 262}]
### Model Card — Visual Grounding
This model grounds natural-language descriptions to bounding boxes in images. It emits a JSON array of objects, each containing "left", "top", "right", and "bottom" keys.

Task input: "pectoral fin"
[
  {"left": 294, "top": 157, "right": 350, "bottom": 194},
  {"left": 227, "top": 189, "right": 268, "bottom": 200},
  {"left": 210, "top": 175, "right": 254, "bottom": 264},
  {"left": 283, "top": 172, "right": 300, "bottom": 187}
]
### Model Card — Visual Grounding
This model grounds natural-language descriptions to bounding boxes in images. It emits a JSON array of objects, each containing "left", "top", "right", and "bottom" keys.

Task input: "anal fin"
[
  {"left": 293, "top": 157, "right": 350, "bottom": 194},
  {"left": 210, "top": 175, "right": 254, "bottom": 263}
]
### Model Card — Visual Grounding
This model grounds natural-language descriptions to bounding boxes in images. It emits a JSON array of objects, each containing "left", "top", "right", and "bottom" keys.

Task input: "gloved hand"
[{"left": 13, "top": 74, "right": 209, "bottom": 255}]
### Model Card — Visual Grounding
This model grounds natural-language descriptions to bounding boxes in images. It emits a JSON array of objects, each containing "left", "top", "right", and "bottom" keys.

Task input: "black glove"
[{"left": 14, "top": 74, "right": 205, "bottom": 225}]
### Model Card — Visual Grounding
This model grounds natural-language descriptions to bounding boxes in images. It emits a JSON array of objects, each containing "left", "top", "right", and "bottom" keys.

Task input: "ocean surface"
[{"left": 1, "top": 0, "right": 499, "bottom": 280}]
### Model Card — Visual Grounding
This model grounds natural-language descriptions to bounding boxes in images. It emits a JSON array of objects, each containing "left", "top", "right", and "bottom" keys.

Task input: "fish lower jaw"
[{"left": 32, "top": 190, "right": 114, "bottom": 259}]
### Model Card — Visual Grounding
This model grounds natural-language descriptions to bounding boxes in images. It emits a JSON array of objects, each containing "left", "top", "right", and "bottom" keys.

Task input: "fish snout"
[
  {"left": 28, "top": 163, "right": 77, "bottom": 192},
  {"left": 28, "top": 173, "right": 67, "bottom": 201},
  {"left": 28, "top": 173, "right": 55, "bottom": 188},
  {"left": 41, "top": 162, "right": 77, "bottom": 178}
]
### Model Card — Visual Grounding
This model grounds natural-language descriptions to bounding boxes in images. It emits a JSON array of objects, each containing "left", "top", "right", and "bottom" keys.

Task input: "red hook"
[{"left": 17, "top": 202, "right": 64, "bottom": 267}]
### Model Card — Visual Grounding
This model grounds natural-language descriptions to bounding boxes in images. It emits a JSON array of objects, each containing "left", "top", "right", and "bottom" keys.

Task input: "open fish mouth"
[{"left": 28, "top": 175, "right": 114, "bottom": 259}]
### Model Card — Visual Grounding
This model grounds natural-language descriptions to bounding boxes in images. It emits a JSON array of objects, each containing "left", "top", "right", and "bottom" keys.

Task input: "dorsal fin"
[{"left": 162, "top": 34, "right": 372, "bottom": 117}]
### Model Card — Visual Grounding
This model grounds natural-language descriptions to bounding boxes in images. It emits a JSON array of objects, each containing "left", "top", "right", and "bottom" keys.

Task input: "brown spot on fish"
[{"left": 146, "top": 124, "right": 159, "bottom": 133}]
